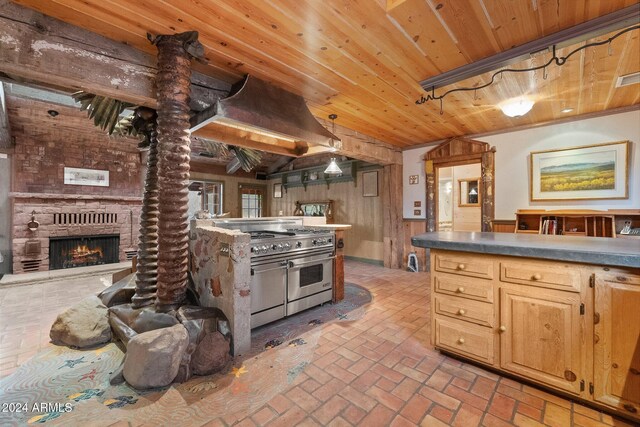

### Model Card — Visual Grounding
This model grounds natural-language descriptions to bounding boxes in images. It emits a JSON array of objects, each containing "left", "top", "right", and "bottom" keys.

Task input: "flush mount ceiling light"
[
  {"left": 500, "top": 98, "right": 535, "bottom": 118},
  {"left": 324, "top": 114, "right": 342, "bottom": 175},
  {"left": 561, "top": 107, "right": 574, "bottom": 113}
]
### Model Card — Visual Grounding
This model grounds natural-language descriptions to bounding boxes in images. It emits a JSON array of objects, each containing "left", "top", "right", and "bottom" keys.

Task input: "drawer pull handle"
[
  {"left": 457, "top": 309, "right": 466, "bottom": 316},
  {"left": 457, "top": 338, "right": 465, "bottom": 344},
  {"left": 532, "top": 273, "right": 542, "bottom": 280},
  {"left": 499, "top": 325, "right": 507, "bottom": 332},
  {"left": 457, "top": 263, "right": 466, "bottom": 270},
  {"left": 456, "top": 287, "right": 465, "bottom": 293}
]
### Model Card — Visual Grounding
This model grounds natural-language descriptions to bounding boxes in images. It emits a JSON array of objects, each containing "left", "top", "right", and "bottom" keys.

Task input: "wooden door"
[
  {"left": 499, "top": 286, "right": 584, "bottom": 394},
  {"left": 593, "top": 274, "right": 640, "bottom": 416}
]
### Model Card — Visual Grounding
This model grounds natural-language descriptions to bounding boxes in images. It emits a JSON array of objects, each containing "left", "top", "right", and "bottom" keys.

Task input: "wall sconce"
[{"left": 27, "top": 210, "right": 40, "bottom": 231}]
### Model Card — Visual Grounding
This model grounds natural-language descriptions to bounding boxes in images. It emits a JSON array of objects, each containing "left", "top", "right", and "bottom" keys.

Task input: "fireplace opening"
[{"left": 49, "top": 235, "right": 120, "bottom": 270}]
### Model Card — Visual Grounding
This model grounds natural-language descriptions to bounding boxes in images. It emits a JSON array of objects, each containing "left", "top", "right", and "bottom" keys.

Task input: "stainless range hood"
[{"left": 190, "top": 75, "right": 340, "bottom": 156}]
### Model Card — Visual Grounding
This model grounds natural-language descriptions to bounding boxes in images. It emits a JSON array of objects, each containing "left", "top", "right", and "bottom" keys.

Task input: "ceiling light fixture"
[
  {"left": 561, "top": 107, "right": 574, "bottom": 113},
  {"left": 415, "top": 24, "right": 639, "bottom": 113},
  {"left": 500, "top": 98, "right": 535, "bottom": 117},
  {"left": 324, "top": 114, "right": 342, "bottom": 175}
]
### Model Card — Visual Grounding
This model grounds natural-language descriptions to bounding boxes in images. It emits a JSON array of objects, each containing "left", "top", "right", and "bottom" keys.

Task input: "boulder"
[
  {"left": 131, "top": 310, "right": 178, "bottom": 333},
  {"left": 50, "top": 296, "right": 111, "bottom": 348},
  {"left": 123, "top": 324, "right": 189, "bottom": 389},
  {"left": 190, "top": 331, "right": 230, "bottom": 375}
]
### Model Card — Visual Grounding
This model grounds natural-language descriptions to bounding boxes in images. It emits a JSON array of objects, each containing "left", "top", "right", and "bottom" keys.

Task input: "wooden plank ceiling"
[{"left": 12, "top": 0, "right": 640, "bottom": 148}]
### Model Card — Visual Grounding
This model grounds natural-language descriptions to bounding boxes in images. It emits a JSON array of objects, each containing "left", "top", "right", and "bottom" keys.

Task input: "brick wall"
[
  {"left": 7, "top": 96, "right": 142, "bottom": 196},
  {"left": 7, "top": 96, "right": 144, "bottom": 273}
]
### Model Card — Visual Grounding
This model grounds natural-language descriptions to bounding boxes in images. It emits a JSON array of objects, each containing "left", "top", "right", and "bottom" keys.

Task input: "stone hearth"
[{"left": 10, "top": 193, "right": 142, "bottom": 273}]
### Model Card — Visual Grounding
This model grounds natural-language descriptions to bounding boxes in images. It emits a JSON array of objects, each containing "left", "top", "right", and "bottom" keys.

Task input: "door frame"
[{"left": 425, "top": 137, "right": 495, "bottom": 232}]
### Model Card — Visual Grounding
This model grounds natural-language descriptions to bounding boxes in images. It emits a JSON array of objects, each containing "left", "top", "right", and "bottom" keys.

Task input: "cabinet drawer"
[
  {"left": 434, "top": 294, "right": 494, "bottom": 327},
  {"left": 500, "top": 260, "right": 581, "bottom": 292},
  {"left": 434, "top": 273, "right": 494, "bottom": 303},
  {"left": 434, "top": 253, "right": 493, "bottom": 280},
  {"left": 434, "top": 317, "right": 495, "bottom": 365}
]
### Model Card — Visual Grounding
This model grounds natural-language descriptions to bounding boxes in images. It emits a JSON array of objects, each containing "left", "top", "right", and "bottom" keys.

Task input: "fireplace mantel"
[{"left": 10, "top": 192, "right": 142, "bottom": 202}]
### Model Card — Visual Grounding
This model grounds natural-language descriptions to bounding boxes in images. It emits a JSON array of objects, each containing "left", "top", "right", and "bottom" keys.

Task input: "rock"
[
  {"left": 50, "top": 296, "right": 111, "bottom": 348},
  {"left": 109, "top": 312, "right": 137, "bottom": 346},
  {"left": 98, "top": 274, "right": 136, "bottom": 307},
  {"left": 190, "top": 331, "right": 230, "bottom": 376},
  {"left": 123, "top": 324, "right": 189, "bottom": 389},
  {"left": 131, "top": 310, "right": 178, "bottom": 333}
]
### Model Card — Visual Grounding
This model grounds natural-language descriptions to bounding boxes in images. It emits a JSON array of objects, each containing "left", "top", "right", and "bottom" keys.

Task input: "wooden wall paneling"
[
  {"left": 268, "top": 171, "right": 384, "bottom": 262},
  {"left": 403, "top": 220, "right": 427, "bottom": 272},
  {"left": 492, "top": 220, "right": 517, "bottom": 233},
  {"left": 383, "top": 164, "right": 403, "bottom": 269}
]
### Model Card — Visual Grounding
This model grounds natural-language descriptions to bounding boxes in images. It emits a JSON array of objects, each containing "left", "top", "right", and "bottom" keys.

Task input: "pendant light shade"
[
  {"left": 324, "top": 158, "right": 342, "bottom": 175},
  {"left": 500, "top": 97, "right": 534, "bottom": 117},
  {"left": 324, "top": 114, "right": 342, "bottom": 175}
]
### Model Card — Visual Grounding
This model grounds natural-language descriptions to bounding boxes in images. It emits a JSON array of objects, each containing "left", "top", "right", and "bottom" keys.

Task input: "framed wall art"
[
  {"left": 529, "top": 141, "right": 630, "bottom": 201},
  {"left": 273, "top": 183, "right": 282, "bottom": 198},
  {"left": 63, "top": 167, "right": 109, "bottom": 187},
  {"left": 362, "top": 171, "right": 378, "bottom": 197}
]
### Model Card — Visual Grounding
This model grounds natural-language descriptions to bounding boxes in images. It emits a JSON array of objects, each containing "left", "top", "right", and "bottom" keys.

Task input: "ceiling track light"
[{"left": 415, "top": 25, "right": 640, "bottom": 115}]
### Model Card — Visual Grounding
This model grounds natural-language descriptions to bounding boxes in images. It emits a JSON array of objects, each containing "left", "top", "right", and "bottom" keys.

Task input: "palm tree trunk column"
[
  {"left": 131, "top": 110, "right": 159, "bottom": 308},
  {"left": 152, "top": 32, "right": 202, "bottom": 312}
]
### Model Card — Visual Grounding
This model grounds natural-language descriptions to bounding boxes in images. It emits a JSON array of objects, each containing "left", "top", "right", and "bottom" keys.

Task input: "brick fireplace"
[{"left": 10, "top": 194, "right": 142, "bottom": 273}]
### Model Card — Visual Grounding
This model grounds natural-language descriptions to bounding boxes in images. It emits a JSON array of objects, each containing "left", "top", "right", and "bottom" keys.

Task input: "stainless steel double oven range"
[{"left": 214, "top": 218, "right": 335, "bottom": 328}]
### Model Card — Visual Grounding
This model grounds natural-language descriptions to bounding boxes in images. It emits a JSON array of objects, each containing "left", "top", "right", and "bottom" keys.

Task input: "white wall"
[{"left": 403, "top": 110, "right": 640, "bottom": 220}]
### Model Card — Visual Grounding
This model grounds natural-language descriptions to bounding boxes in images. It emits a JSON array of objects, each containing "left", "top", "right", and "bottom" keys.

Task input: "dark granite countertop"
[{"left": 411, "top": 232, "right": 640, "bottom": 268}]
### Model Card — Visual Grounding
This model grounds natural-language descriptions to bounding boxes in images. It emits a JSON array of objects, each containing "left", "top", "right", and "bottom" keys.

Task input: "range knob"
[
  {"left": 272, "top": 244, "right": 278, "bottom": 250},
  {"left": 277, "top": 243, "right": 284, "bottom": 251},
  {"left": 261, "top": 245, "right": 268, "bottom": 253},
  {"left": 251, "top": 246, "right": 258, "bottom": 253},
  {"left": 312, "top": 239, "right": 317, "bottom": 245},
  {"left": 284, "top": 242, "right": 291, "bottom": 250},
  {"left": 296, "top": 241, "right": 302, "bottom": 248}
]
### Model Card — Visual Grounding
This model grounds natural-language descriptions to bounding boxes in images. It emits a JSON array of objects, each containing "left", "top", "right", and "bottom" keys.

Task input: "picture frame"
[
  {"left": 273, "top": 183, "right": 282, "bottom": 198},
  {"left": 362, "top": 171, "right": 378, "bottom": 197},
  {"left": 63, "top": 167, "right": 109, "bottom": 187},
  {"left": 529, "top": 141, "right": 630, "bottom": 201},
  {"left": 458, "top": 178, "right": 481, "bottom": 207},
  {"left": 409, "top": 174, "right": 419, "bottom": 185}
]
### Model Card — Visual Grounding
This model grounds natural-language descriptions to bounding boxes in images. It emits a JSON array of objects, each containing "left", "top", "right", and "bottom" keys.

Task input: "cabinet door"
[
  {"left": 594, "top": 274, "right": 640, "bottom": 416},
  {"left": 500, "top": 286, "right": 584, "bottom": 394}
]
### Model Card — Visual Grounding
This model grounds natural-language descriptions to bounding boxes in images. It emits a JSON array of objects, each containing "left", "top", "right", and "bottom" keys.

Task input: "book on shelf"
[{"left": 541, "top": 219, "right": 559, "bottom": 235}]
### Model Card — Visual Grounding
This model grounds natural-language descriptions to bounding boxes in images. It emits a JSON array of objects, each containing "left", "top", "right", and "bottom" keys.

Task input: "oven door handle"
[
  {"left": 288, "top": 255, "right": 335, "bottom": 269},
  {"left": 251, "top": 261, "right": 288, "bottom": 276}
]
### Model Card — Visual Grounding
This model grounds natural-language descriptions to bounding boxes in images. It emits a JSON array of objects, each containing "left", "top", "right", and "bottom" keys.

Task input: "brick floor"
[{"left": 1, "top": 261, "right": 637, "bottom": 426}]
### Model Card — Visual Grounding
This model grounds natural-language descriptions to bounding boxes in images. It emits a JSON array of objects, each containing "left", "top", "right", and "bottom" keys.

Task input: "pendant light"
[{"left": 324, "top": 114, "right": 342, "bottom": 175}]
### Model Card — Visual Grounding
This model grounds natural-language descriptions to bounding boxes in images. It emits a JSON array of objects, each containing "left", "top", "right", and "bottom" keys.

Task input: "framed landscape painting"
[{"left": 530, "top": 141, "right": 630, "bottom": 201}]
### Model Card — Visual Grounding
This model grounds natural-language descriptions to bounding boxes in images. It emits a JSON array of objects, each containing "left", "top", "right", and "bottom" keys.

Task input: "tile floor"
[{"left": 0, "top": 261, "right": 636, "bottom": 426}]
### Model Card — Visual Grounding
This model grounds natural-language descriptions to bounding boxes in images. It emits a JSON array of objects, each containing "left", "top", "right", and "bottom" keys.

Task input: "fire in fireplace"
[{"left": 49, "top": 235, "right": 120, "bottom": 270}]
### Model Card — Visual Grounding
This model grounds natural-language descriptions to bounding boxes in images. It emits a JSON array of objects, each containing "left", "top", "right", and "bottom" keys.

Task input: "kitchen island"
[{"left": 411, "top": 232, "right": 640, "bottom": 422}]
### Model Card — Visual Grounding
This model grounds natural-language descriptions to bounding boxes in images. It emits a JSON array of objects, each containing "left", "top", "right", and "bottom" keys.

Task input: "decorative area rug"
[{"left": 0, "top": 284, "right": 371, "bottom": 426}]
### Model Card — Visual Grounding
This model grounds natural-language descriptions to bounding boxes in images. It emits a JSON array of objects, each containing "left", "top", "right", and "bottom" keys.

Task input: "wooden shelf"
[
  {"left": 515, "top": 209, "right": 640, "bottom": 238},
  {"left": 268, "top": 160, "right": 358, "bottom": 191}
]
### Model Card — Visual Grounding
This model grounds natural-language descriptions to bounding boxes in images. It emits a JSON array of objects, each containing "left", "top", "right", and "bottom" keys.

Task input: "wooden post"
[
  {"left": 481, "top": 149, "right": 496, "bottom": 232},
  {"left": 0, "top": 83, "right": 11, "bottom": 149},
  {"left": 131, "top": 109, "right": 160, "bottom": 308},
  {"left": 152, "top": 32, "right": 202, "bottom": 313},
  {"left": 383, "top": 164, "right": 403, "bottom": 269},
  {"left": 333, "top": 230, "right": 345, "bottom": 302},
  {"left": 425, "top": 160, "right": 436, "bottom": 232}
]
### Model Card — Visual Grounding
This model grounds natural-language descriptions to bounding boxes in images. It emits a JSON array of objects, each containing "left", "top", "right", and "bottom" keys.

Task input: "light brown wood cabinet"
[
  {"left": 499, "top": 285, "right": 584, "bottom": 395},
  {"left": 430, "top": 249, "right": 639, "bottom": 421},
  {"left": 593, "top": 272, "right": 640, "bottom": 416}
]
